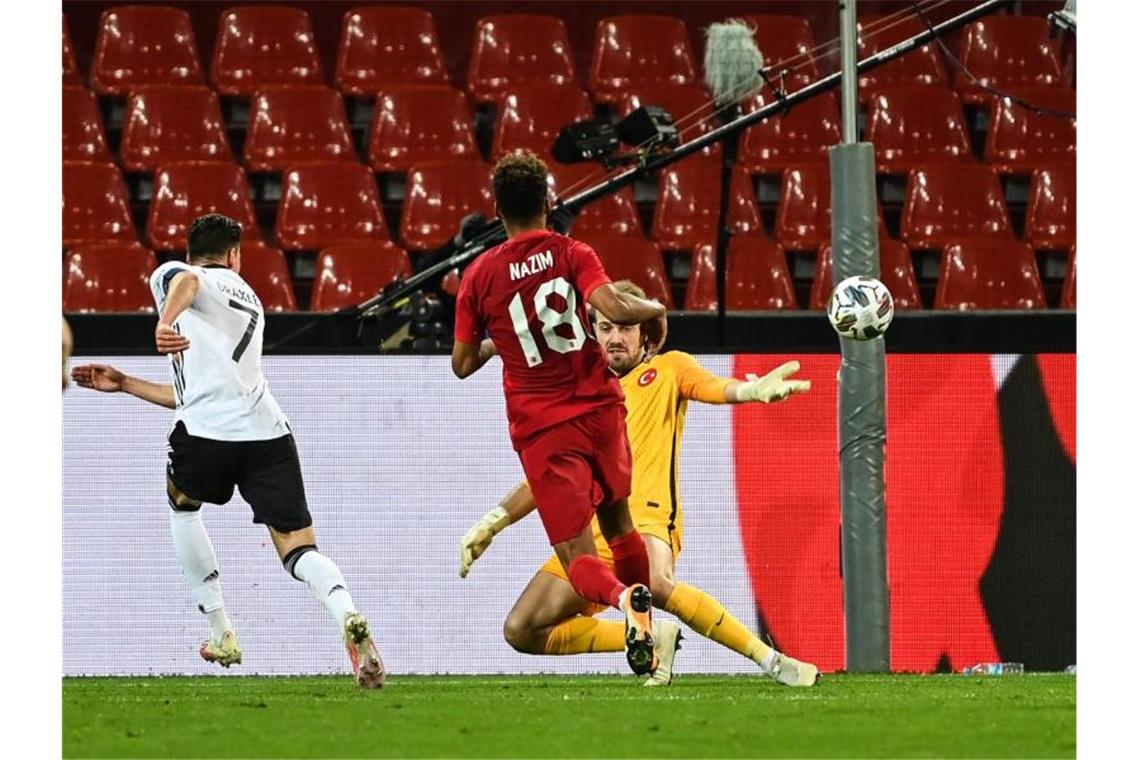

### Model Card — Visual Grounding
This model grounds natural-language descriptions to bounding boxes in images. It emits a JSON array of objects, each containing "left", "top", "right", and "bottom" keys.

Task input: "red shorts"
[{"left": 517, "top": 403, "right": 632, "bottom": 545}]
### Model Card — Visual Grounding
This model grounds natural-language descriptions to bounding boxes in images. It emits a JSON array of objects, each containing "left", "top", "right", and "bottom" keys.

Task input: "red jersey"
[{"left": 454, "top": 229, "right": 624, "bottom": 449}]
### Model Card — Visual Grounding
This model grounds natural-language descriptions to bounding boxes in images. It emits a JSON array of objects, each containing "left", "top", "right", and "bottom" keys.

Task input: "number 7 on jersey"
[{"left": 228, "top": 299, "right": 259, "bottom": 362}]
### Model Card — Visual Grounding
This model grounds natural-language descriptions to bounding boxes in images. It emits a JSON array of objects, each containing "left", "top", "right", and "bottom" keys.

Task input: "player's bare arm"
[
  {"left": 450, "top": 338, "right": 498, "bottom": 379},
  {"left": 588, "top": 283, "right": 668, "bottom": 354},
  {"left": 155, "top": 271, "right": 198, "bottom": 355},
  {"left": 459, "top": 481, "right": 538, "bottom": 577},
  {"left": 71, "top": 364, "right": 177, "bottom": 409}
]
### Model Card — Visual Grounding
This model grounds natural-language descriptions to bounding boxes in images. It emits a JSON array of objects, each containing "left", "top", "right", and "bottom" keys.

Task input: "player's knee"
[
  {"left": 502, "top": 614, "right": 542, "bottom": 654},
  {"left": 649, "top": 571, "right": 675, "bottom": 608},
  {"left": 166, "top": 481, "right": 201, "bottom": 512}
]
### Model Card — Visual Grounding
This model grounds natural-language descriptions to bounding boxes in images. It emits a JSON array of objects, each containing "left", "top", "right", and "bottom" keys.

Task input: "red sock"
[
  {"left": 608, "top": 530, "right": 651, "bottom": 589},
  {"left": 567, "top": 555, "right": 625, "bottom": 608}
]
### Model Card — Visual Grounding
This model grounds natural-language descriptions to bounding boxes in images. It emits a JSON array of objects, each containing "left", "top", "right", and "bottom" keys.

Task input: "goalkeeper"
[{"left": 459, "top": 280, "right": 819, "bottom": 687}]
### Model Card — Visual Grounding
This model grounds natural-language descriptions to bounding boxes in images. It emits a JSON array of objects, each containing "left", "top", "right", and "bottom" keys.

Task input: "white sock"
[
  {"left": 169, "top": 509, "right": 232, "bottom": 640},
  {"left": 291, "top": 550, "right": 358, "bottom": 628}
]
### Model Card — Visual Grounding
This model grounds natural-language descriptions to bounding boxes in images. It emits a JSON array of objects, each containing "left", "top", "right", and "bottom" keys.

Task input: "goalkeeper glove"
[
  {"left": 459, "top": 506, "right": 511, "bottom": 578},
  {"left": 736, "top": 360, "right": 811, "bottom": 403}
]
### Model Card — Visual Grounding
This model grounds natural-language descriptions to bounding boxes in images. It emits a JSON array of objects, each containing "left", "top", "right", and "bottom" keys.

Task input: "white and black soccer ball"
[{"left": 827, "top": 276, "right": 894, "bottom": 340}]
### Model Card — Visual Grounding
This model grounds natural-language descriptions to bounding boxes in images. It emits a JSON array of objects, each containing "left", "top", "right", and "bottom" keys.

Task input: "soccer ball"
[{"left": 827, "top": 276, "right": 894, "bottom": 340}]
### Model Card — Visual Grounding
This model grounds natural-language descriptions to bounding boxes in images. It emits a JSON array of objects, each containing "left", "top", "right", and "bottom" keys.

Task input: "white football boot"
[{"left": 643, "top": 621, "right": 683, "bottom": 687}]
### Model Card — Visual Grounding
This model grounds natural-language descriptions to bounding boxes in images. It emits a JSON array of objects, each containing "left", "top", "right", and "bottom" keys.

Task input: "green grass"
[{"left": 63, "top": 674, "right": 1075, "bottom": 758}]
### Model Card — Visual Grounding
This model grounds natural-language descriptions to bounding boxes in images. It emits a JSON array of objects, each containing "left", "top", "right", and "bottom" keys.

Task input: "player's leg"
[
  {"left": 644, "top": 535, "right": 819, "bottom": 687},
  {"left": 502, "top": 565, "right": 619, "bottom": 655},
  {"left": 242, "top": 433, "right": 384, "bottom": 688}
]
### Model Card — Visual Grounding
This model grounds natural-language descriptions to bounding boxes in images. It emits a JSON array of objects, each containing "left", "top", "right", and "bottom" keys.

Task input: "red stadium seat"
[
  {"left": 686, "top": 236, "right": 796, "bottom": 311},
  {"left": 984, "top": 87, "right": 1075, "bottom": 174},
  {"left": 1025, "top": 163, "right": 1076, "bottom": 250},
  {"left": 934, "top": 238, "right": 1046, "bottom": 310},
  {"left": 739, "top": 15, "right": 818, "bottom": 77},
  {"left": 147, "top": 162, "right": 260, "bottom": 251},
  {"left": 548, "top": 164, "right": 643, "bottom": 240},
  {"left": 1060, "top": 247, "right": 1075, "bottom": 309},
  {"left": 810, "top": 240, "right": 922, "bottom": 310},
  {"left": 955, "top": 16, "right": 1065, "bottom": 106},
  {"left": 492, "top": 86, "right": 594, "bottom": 162},
  {"left": 62, "top": 86, "right": 110, "bottom": 162},
  {"left": 63, "top": 14, "right": 82, "bottom": 84},
  {"left": 468, "top": 15, "right": 577, "bottom": 104},
  {"left": 63, "top": 243, "right": 157, "bottom": 313},
  {"left": 652, "top": 160, "right": 762, "bottom": 251},
  {"left": 90, "top": 5, "right": 204, "bottom": 95},
  {"left": 310, "top": 242, "right": 412, "bottom": 311},
  {"left": 369, "top": 85, "right": 479, "bottom": 172},
  {"left": 276, "top": 163, "right": 389, "bottom": 251},
  {"left": 589, "top": 16, "right": 698, "bottom": 105},
  {"left": 900, "top": 164, "right": 1012, "bottom": 250},
  {"left": 62, "top": 162, "right": 137, "bottom": 248},
  {"left": 239, "top": 241, "right": 296, "bottom": 311},
  {"left": 574, "top": 234, "right": 673, "bottom": 308},
  {"left": 774, "top": 164, "right": 887, "bottom": 252},
  {"left": 857, "top": 13, "right": 948, "bottom": 93},
  {"left": 211, "top": 6, "right": 323, "bottom": 97},
  {"left": 119, "top": 86, "right": 231, "bottom": 172},
  {"left": 866, "top": 87, "right": 973, "bottom": 174},
  {"left": 400, "top": 162, "right": 494, "bottom": 251},
  {"left": 737, "top": 87, "right": 841, "bottom": 174},
  {"left": 335, "top": 6, "right": 447, "bottom": 95},
  {"left": 244, "top": 86, "right": 356, "bottom": 172}
]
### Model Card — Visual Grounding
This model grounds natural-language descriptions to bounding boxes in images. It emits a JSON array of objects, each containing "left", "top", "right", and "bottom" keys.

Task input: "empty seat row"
[
  {"left": 66, "top": 7, "right": 1071, "bottom": 109},
  {"left": 62, "top": 235, "right": 1073, "bottom": 314}
]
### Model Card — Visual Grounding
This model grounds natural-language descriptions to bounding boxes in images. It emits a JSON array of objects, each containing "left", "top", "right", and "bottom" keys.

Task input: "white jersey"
[{"left": 149, "top": 261, "right": 289, "bottom": 441}]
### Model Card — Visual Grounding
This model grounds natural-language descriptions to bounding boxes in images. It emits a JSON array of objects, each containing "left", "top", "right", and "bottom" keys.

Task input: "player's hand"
[
  {"left": 155, "top": 323, "right": 190, "bottom": 355},
  {"left": 738, "top": 361, "right": 811, "bottom": 403},
  {"left": 70, "top": 364, "right": 126, "bottom": 393},
  {"left": 459, "top": 506, "right": 511, "bottom": 578},
  {"left": 642, "top": 308, "right": 668, "bottom": 359}
]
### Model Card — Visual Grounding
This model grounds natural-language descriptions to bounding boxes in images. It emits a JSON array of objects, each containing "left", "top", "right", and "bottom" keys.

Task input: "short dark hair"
[
  {"left": 493, "top": 151, "right": 549, "bottom": 224},
  {"left": 187, "top": 213, "right": 242, "bottom": 261}
]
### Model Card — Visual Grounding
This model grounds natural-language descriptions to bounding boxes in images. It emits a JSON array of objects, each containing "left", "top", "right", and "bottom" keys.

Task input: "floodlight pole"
[{"left": 832, "top": 0, "right": 891, "bottom": 672}]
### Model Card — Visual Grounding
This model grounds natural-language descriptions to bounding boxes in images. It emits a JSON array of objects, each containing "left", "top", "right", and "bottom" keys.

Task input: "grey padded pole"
[{"left": 832, "top": 0, "right": 890, "bottom": 673}]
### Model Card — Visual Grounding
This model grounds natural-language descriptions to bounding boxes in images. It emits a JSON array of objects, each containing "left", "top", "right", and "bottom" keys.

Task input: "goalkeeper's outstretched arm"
[{"left": 458, "top": 481, "right": 537, "bottom": 578}]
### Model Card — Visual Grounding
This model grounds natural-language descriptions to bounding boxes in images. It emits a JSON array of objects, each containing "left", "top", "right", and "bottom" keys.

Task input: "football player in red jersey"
[{"left": 452, "top": 151, "right": 667, "bottom": 675}]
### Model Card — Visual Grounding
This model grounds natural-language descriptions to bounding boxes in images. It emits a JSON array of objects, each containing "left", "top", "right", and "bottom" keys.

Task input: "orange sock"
[
  {"left": 543, "top": 616, "right": 625, "bottom": 655},
  {"left": 664, "top": 582, "right": 773, "bottom": 665}
]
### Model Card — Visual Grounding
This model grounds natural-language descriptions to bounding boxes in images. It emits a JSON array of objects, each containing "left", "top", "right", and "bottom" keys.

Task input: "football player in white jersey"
[{"left": 71, "top": 214, "right": 385, "bottom": 689}]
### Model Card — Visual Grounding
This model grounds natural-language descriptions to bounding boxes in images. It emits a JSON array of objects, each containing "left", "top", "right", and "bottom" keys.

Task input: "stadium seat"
[
  {"left": 63, "top": 243, "right": 157, "bottom": 313},
  {"left": 739, "top": 15, "right": 818, "bottom": 77},
  {"left": 651, "top": 159, "right": 763, "bottom": 251},
  {"left": 955, "top": 16, "right": 1065, "bottom": 106},
  {"left": 238, "top": 241, "right": 296, "bottom": 311},
  {"left": 369, "top": 85, "right": 479, "bottom": 172},
  {"left": 1024, "top": 163, "right": 1076, "bottom": 251},
  {"left": 468, "top": 15, "right": 577, "bottom": 104},
  {"left": 810, "top": 240, "right": 922, "bottom": 310},
  {"left": 400, "top": 162, "right": 494, "bottom": 251},
  {"left": 63, "top": 14, "right": 82, "bottom": 84},
  {"left": 147, "top": 162, "right": 260, "bottom": 251},
  {"left": 276, "top": 163, "right": 389, "bottom": 251},
  {"left": 737, "top": 88, "right": 841, "bottom": 174},
  {"left": 774, "top": 164, "right": 887, "bottom": 252},
  {"left": 62, "top": 86, "right": 111, "bottom": 162},
  {"left": 934, "top": 238, "right": 1046, "bottom": 310},
  {"left": 492, "top": 86, "right": 594, "bottom": 162},
  {"left": 335, "top": 6, "right": 448, "bottom": 95},
  {"left": 900, "top": 164, "right": 1012, "bottom": 250},
  {"left": 211, "top": 6, "right": 323, "bottom": 97},
  {"left": 856, "top": 13, "right": 948, "bottom": 93},
  {"left": 1060, "top": 247, "right": 1075, "bottom": 309},
  {"left": 573, "top": 234, "right": 673, "bottom": 308},
  {"left": 119, "top": 85, "right": 231, "bottom": 172},
  {"left": 62, "top": 162, "right": 137, "bottom": 248},
  {"left": 865, "top": 87, "right": 974, "bottom": 173},
  {"left": 589, "top": 16, "right": 698, "bottom": 105},
  {"left": 310, "top": 242, "right": 412, "bottom": 311},
  {"left": 547, "top": 163, "right": 643, "bottom": 240},
  {"left": 244, "top": 86, "right": 356, "bottom": 172},
  {"left": 89, "top": 5, "right": 204, "bottom": 95},
  {"left": 984, "top": 87, "right": 1076, "bottom": 174},
  {"left": 685, "top": 236, "right": 796, "bottom": 311}
]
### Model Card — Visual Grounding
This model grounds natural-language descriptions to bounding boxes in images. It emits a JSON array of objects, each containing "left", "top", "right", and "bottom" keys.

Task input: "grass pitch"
[{"left": 63, "top": 674, "right": 1074, "bottom": 758}]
